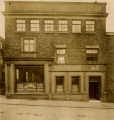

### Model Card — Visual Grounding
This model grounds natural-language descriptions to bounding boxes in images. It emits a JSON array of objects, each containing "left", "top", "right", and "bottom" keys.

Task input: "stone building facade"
[{"left": 2, "top": 1, "right": 114, "bottom": 102}]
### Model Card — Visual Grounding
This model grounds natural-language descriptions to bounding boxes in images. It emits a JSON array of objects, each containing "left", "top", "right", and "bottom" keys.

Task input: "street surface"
[
  {"left": 0, "top": 103, "right": 114, "bottom": 120},
  {"left": 0, "top": 96, "right": 114, "bottom": 120}
]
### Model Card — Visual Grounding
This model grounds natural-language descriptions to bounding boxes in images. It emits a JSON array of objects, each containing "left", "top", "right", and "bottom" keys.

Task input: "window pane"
[
  {"left": 30, "top": 40, "right": 34, "bottom": 44},
  {"left": 24, "top": 40, "right": 29, "bottom": 44},
  {"left": 30, "top": 45, "right": 34, "bottom": 51},
  {"left": 56, "top": 77, "right": 64, "bottom": 92},
  {"left": 24, "top": 45, "right": 29, "bottom": 51},
  {"left": 72, "top": 77, "right": 79, "bottom": 92}
]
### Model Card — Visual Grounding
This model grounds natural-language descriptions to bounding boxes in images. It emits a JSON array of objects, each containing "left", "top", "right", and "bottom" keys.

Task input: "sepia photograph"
[{"left": 0, "top": 0, "right": 114, "bottom": 120}]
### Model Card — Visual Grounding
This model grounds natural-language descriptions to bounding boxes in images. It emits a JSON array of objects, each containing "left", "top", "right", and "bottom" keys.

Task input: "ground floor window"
[
  {"left": 56, "top": 77, "right": 64, "bottom": 93},
  {"left": 72, "top": 77, "right": 80, "bottom": 93},
  {"left": 16, "top": 66, "right": 44, "bottom": 92}
]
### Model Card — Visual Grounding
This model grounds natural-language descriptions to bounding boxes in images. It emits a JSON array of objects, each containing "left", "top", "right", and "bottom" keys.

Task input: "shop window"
[
  {"left": 86, "top": 21, "right": 95, "bottom": 32},
  {"left": 72, "top": 77, "right": 80, "bottom": 93},
  {"left": 16, "top": 19, "right": 25, "bottom": 31},
  {"left": 59, "top": 20, "right": 67, "bottom": 31},
  {"left": 72, "top": 20, "right": 81, "bottom": 32},
  {"left": 45, "top": 20, "right": 54, "bottom": 31},
  {"left": 56, "top": 77, "right": 64, "bottom": 93},
  {"left": 30, "top": 20, "right": 39, "bottom": 31},
  {"left": 16, "top": 66, "right": 44, "bottom": 92},
  {"left": 86, "top": 48, "right": 98, "bottom": 64}
]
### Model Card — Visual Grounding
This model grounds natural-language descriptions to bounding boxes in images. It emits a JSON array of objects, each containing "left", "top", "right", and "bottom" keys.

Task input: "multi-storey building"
[
  {"left": 0, "top": 36, "right": 5, "bottom": 95},
  {"left": 2, "top": 1, "right": 114, "bottom": 102}
]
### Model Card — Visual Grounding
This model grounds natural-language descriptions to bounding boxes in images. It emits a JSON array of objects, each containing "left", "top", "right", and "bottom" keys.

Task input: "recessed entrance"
[{"left": 89, "top": 77, "right": 100, "bottom": 100}]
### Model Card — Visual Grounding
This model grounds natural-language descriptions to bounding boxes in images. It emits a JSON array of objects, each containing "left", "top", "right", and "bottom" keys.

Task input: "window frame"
[
  {"left": 16, "top": 19, "right": 26, "bottom": 32},
  {"left": 72, "top": 20, "right": 82, "bottom": 33},
  {"left": 23, "top": 39, "right": 35, "bottom": 52},
  {"left": 86, "top": 20, "right": 95, "bottom": 32},
  {"left": 86, "top": 48, "right": 98, "bottom": 64},
  {"left": 30, "top": 19, "right": 39, "bottom": 32},
  {"left": 56, "top": 76, "right": 64, "bottom": 93},
  {"left": 21, "top": 36, "right": 37, "bottom": 57},
  {"left": 44, "top": 19, "right": 54, "bottom": 32},
  {"left": 58, "top": 20, "right": 68, "bottom": 32},
  {"left": 71, "top": 76, "right": 80, "bottom": 93}
]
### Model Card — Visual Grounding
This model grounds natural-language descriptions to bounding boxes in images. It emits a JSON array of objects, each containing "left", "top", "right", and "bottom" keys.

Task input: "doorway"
[{"left": 89, "top": 77, "right": 100, "bottom": 100}]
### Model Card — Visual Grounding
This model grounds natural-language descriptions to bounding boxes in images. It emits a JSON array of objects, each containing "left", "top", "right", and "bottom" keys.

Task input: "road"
[{"left": 0, "top": 103, "right": 114, "bottom": 120}]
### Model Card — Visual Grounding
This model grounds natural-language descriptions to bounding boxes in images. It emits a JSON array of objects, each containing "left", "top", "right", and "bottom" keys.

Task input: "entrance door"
[{"left": 89, "top": 77, "right": 100, "bottom": 100}]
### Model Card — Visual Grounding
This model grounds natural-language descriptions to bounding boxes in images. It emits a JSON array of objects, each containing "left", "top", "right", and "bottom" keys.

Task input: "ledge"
[
  {"left": 29, "top": 31, "right": 40, "bottom": 34},
  {"left": 20, "top": 51, "right": 37, "bottom": 53},
  {"left": 58, "top": 32, "right": 69, "bottom": 34},
  {"left": 44, "top": 32, "right": 54, "bottom": 34},
  {"left": 85, "top": 32, "right": 96, "bottom": 34},
  {"left": 15, "top": 31, "right": 26, "bottom": 34},
  {"left": 70, "top": 93, "right": 83, "bottom": 95},
  {"left": 4, "top": 57, "right": 54, "bottom": 61},
  {"left": 72, "top": 32, "right": 82, "bottom": 34}
]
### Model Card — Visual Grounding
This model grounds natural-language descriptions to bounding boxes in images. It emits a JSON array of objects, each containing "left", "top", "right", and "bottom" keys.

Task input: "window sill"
[
  {"left": 21, "top": 51, "right": 37, "bottom": 53},
  {"left": 72, "top": 32, "right": 82, "bottom": 34},
  {"left": 58, "top": 32, "right": 69, "bottom": 34},
  {"left": 57, "top": 61, "right": 65, "bottom": 64},
  {"left": 29, "top": 31, "right": 40, "bottom": 33},
  {"left": 85, "top": 32, "right": 96, "bottom": 34},
  {"left": 56, "top": 92, "right": 65, "bottom": 95},
  {"left": 44, "top": 32, "right": 54, "bottom": 33},
  {"left": 70, "top": 93, "right": 82, "bottom": 95},
  {"left": 15, "top": 31, "right": 26, "bottom": 33},
  {"left": 15, "top": 92, "right": 47, "bottom": 95}
]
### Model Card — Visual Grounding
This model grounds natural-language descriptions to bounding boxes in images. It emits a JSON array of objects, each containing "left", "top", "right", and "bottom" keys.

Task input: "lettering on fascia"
[
  {"left": 91, "top": 66, "right": 99, "bottom": 70},
  {"left": 10, "top": 4, "right": 102, "bottom": 12},
  {"left": 53, "top": 65, "right": 82, "bottom": 71}
]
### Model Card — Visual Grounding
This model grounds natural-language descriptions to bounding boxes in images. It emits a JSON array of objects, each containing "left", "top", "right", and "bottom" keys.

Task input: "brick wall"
[
  {"left": 106, "top": 36, "right": 114, "bottom": 102},
  {"left": 5, "top": 18, "right": 107, "bottom": 65}
]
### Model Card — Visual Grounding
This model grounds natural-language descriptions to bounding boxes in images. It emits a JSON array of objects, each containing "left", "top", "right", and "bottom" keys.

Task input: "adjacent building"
[
  {"left": 2, "top": 1, "right": 114, "bottom": 102},
  {"left": 0, "top": 36, "right": 5, "bottom": 95}
]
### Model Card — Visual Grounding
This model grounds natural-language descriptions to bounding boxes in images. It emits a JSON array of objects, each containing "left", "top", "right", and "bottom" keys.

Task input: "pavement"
[
  {"left": 0, "top": 95, "right": 114, "bottom": 120},
  {"left": 0, "top": 95, "right": 114, "bottom": 109}
]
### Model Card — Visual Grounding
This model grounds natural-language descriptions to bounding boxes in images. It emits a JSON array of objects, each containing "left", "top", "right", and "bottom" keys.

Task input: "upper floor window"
[
  {"left": 16, "top": 20, "right": 25, "bottom": 31},
  {"left": 24, "top": 39, "right": 34, "bottom": 52},
  {"left": 30, "top": 20, "right": 39, "bottom": 31},
  {"left": 86, "top": 21, "right": 95, "bottom": 32},
  {"left": 57, "top": 49, "right": 65, "bottom": 64},
  {"left": 57, "top": 49, "right": 65, "bottom": 55},
  {"left": 45, "top": 20, "right": 54, "bottom": 31},
  {"left": 59, "top": 20, "right": 67, "bottom": 32},
  {"left": 86, "top": 48, "right": 98, "bottom": 63},
  {"left": 72, "top": 20, "right": 81, "bottom": 32}
]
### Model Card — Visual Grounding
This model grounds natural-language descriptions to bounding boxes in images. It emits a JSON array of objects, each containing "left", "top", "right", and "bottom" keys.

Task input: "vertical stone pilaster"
[
  {"left": 44, "top": 64, "right": 49, "bottom": 94},
  {"left": 83, "top": 72, "right": 86, "bottom": 92},
  {"left": 5, "top": 64, "right": 10, "bottom": 95},
  {"left": 10, "top": 64, "right": 15, "bottom": 94}
]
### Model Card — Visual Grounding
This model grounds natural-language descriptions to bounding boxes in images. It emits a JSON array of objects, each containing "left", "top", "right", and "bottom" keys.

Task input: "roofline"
[{"left": 3, "top": 0, "right": 107, "bottom": 4}]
